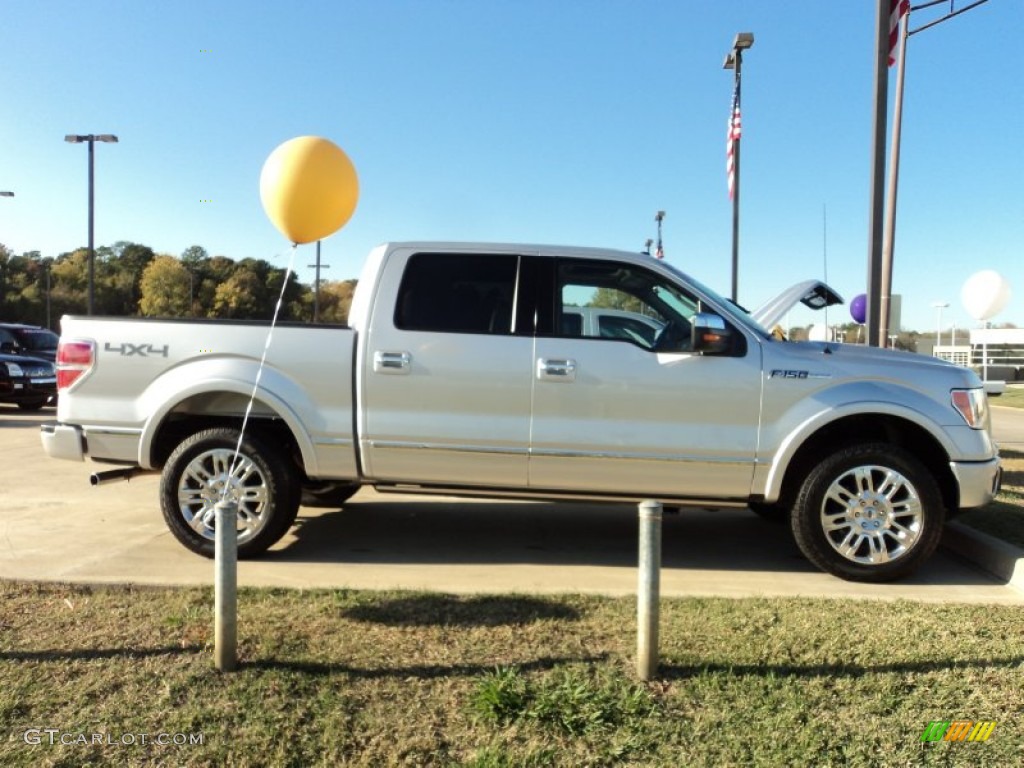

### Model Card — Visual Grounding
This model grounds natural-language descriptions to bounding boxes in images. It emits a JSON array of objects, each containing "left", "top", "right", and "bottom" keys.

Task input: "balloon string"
[{"left": 222, "top": 242, "right": 299, "bottom": 501}]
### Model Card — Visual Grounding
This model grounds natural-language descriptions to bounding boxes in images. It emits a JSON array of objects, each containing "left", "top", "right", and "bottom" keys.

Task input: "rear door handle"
[
  {"left": 374, "top": 351, "right": 411, "bottom": 374},
  {"left": 537, "top": 358, "right": 577, "bottom": 382}
]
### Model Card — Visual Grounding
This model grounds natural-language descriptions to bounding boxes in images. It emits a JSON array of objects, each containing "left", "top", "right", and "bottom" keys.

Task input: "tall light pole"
[
  {"left": 932, "top": 300, "right": 949, "bottom": 349},
  {"left": 723, "top": 32, "right": 753, "bottom": 303},
  {"left": 65, "top": 133, "right": 118, "bottom": 315}
]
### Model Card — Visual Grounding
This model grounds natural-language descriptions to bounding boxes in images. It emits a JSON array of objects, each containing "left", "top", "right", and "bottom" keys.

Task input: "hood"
[
  {"left": 751, "top": 280, "right": 844, "bottom": 329},
  {"left": 776, "top": 340, "right": 982, "bottom": 388}
]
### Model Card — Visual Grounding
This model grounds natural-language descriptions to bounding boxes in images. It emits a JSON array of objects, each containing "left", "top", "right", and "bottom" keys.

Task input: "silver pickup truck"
[{"left": 41, "top": 242, "right": 1001, "bottom": 582}]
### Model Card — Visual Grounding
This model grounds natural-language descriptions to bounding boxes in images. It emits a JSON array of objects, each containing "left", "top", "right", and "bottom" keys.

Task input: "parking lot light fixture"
[{"left": 65, "top": 133, "right": 119, "bottom": 315}]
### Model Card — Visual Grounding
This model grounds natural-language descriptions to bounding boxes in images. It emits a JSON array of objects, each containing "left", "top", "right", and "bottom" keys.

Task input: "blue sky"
[{"left": 1, "top": 0, "right": 1020, "bottom": 333}]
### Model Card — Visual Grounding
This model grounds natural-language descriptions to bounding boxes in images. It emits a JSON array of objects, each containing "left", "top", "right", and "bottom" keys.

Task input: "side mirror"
[{"left": 691, "top": 313, "right": 734, "bottom": 355}]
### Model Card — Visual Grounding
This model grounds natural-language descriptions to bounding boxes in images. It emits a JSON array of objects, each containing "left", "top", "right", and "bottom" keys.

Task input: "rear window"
[{"left": 394, "top": 253, "right": 518, "bottom": 335}]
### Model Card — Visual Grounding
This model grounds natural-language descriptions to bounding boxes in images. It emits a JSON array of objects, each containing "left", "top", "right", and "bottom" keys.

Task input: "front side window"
[
  {"left": 557, "top": 260, "right": 703, "bottom": 352},
  {"left": 394, "top": 252, "right": 519, "bottom": 334}
]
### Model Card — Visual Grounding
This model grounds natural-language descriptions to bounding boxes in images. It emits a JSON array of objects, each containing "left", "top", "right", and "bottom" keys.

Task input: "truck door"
[
  {"left": 529, "top": 257, "right": 761, "bottom": 499},
  {"left": 358, "top": 249, "right": 533, "bottom": 487}
]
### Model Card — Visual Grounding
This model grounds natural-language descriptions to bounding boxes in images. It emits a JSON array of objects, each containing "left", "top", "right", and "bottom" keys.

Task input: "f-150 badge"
[{"left": 768, "top": 369, "right": 831, "bottom": 379}]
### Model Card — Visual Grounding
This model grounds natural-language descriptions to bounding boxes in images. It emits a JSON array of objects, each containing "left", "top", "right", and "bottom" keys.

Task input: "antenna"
[{"left": 822, "top": 204, "right": 829, "bottom": 339}]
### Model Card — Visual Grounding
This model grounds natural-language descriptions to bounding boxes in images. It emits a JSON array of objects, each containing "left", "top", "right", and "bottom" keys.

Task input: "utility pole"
[
  {"left": 865, "top": 0, "right": 891, "bottom": 347},
  {"left": 876, "top": 0, "right": 990, "bottom": 346},
  {"left": 308, "top": 240, "right": 330, "bottom": 323}
]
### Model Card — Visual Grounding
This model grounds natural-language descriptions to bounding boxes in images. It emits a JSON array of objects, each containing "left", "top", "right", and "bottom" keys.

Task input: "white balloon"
[{"left": 961, "top": 270, "right": 1011, "bottom": 321}]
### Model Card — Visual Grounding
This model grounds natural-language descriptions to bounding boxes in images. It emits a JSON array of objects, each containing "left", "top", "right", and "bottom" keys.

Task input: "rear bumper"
[
  {"left": 40, "top": 422, "right": 86, "bottom": 462},
  {"left": 951, "top": 457, "right": 1002, "bottom": 511}
]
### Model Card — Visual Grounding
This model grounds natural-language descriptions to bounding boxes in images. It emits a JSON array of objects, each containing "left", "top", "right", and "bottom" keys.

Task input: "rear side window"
[{"left": 394, "top": 252, "right": 519, "bottom": 334}]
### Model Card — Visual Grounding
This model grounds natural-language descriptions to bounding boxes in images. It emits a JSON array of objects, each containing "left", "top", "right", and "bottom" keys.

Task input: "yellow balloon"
[{"left": 259, "top": 136, "right": 359, "bottom": 244}]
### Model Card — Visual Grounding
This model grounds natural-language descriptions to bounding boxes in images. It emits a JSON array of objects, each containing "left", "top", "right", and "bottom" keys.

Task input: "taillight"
[{"left": 57, "top": 339, "right": 96, "bottom": 391}]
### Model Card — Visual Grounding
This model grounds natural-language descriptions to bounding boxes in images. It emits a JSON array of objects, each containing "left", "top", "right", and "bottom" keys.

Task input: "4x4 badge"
[{"left": 103, "top": 342, "right": 169, "bottom": 358}]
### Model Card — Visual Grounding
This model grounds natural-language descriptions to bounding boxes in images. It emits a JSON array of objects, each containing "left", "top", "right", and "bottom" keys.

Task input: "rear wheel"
[
  {"left": 790, "top": 443, "right": 944, "bottom": 582},
  {"left": 160, "top": 427, "right": 300, "bottom": 558}
]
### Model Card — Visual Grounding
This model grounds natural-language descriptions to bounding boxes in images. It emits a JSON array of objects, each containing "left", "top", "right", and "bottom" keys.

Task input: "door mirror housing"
[{"left": 692, "top": 313, "right": 734, "bottom": 355}]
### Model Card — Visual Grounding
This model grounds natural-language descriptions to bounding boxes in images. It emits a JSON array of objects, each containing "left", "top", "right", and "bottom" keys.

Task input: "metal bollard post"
[
  {"left": 215, "top": 499, "right": 238, "bottom": 672},
  {"left": 637, "top": 499, "right": 662, "bottom": 681}
]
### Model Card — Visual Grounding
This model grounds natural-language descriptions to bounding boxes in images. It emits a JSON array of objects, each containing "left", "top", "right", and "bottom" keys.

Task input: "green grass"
[
  {"left": 958, "top": 449, "right": 1024, "bottom": 549},
  {"left": 3, "top": 582, "right": 1024, "bottom": 766},
  {"left": 991, "top": 385, "right": 1024, "bottom": 408}
]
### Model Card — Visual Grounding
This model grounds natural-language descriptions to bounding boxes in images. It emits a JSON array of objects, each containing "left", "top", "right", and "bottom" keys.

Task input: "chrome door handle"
[
  {"left": 537, "top": 358, "right": 577, "bottom": 382},
  {"left": 374, "top": 351, "right": 411, "bottom": 374}
]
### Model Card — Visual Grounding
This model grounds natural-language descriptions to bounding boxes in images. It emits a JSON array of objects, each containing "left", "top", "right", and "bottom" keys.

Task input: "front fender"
[{"left": 755, "top": 381, "right": 980, "bottom": 502}]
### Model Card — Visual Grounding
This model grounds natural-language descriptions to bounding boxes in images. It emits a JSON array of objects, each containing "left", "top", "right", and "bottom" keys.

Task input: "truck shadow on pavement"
[
  {"left": 270, "top": 498, "right": 1002, "bottom": 587},
  {"left": 278, "top": 499, "right": 810, "bottom": 571}
]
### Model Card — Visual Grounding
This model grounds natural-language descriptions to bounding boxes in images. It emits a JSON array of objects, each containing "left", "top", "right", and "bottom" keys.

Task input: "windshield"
[
  {"left": 16, "top": 328, "right": 59, "bottom": 350},
  {"left": 656, "top": 262, "right": 773, "bottom": 340}
]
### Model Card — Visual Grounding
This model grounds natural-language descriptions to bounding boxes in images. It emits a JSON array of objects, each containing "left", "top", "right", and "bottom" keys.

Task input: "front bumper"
[
  {"left": 951, "top": 456, "right": 1002, "bottom": 511},
  {"left": 0, "top": 376, "right": 56, "bottom": 405},
  {"left": 40, "top": 422, "right": 86, "bottom": 462}
]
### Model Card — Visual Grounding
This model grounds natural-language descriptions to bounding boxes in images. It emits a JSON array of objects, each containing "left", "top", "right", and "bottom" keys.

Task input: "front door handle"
[
  {"left": 374, "top": 351, "right": 411, "bottom": 374},
  {"left": 537, "top": 358, "right": 577, "bottom": 382}
]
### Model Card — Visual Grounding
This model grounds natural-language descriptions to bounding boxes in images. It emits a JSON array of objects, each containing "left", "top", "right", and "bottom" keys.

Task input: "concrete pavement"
[{"left": 1, "top": 406, "right": 1021, "bottom": 604}]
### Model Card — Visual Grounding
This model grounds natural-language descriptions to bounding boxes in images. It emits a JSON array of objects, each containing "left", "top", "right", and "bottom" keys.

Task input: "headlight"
[
  {"left": 4, "top": 362, "right": 23, "bottom": 377},
  {"left": 951, "top": 388, "right": 988, "bottom": 429}
]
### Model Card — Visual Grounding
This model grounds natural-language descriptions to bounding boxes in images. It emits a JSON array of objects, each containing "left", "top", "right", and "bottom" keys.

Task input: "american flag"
[
  {"left": 889, "top": 0, "right": 910, "bottom": 66},
  {"left": 726, "top": 84, "right": 741, "bottom": 201},
  {"left": 655, "top": 243, "right": 663, "bottom": 260}
]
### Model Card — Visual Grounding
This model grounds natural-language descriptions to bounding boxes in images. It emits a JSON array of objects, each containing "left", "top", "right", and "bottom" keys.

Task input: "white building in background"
[{"left": 934, "top": 327, "right": 1024, "bottom": 382}]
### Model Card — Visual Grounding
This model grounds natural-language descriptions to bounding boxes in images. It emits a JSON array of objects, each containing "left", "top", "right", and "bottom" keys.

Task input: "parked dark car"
[
  {"left": 0, "top": 352, "right": 57, "bottom": 410},
  {"left": 0, "top": 323, "right": 59, "bottom": 364}
]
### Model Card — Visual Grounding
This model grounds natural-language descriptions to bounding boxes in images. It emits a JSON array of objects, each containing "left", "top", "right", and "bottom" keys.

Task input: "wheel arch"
[
  {"left": 766, "top": 413, "right": 958, "bottom": 514},
  {"left": 141, "top": 386, "right": 315, "bottom": 476}
]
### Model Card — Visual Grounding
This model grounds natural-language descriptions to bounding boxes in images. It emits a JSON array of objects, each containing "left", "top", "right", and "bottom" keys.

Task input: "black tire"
[
  {"left": 17, "top": 399, "right": 48, "bottom": 411},
  {"left": 749, "top": 502, "right": 788, "bottom": 524},
  {"left": 160, "top": 427, "right": 300, "bottom": 558},
  {"left": 790, "top": 443, "right": 945, "bottom": 582},
  {"left": 300, "top": 480, "right": 361, "bottom": 508}
]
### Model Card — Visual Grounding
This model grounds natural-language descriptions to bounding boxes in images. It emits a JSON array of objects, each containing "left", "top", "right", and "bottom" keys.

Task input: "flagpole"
[
  {"left": 730, "top": 58, "right": 742, "bottom": 303},
  {"left": 655, "top": 210, "right": 665, "bottom": 260},
  {"left": 723, "top": 33, "right": 753, "bottom": 304}
]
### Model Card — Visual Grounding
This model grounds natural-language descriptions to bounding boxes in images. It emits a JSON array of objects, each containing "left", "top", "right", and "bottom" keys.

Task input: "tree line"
[{"left": 0, "top": 242, "right": 357, "bottom": 329}]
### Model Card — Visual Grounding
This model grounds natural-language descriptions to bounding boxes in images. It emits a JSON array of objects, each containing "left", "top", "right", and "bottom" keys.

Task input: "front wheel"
[
  {"left": 160, "top": 427, "right": 300, "bottom": 558},
  {"left": 791, "top": 443, "right": 945, "bottom": 582}
]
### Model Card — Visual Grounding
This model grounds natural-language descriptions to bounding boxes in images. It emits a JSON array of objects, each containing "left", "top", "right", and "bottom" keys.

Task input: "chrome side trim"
[
  {"left": 369, "top": 439, "right": 752, "bottom": 465},
  {"left": 373, "top": 483, "right": 751, "bottom": 507},
  {"left": 370, "top": 440, "right": 529, "bottom": 457},
  {"left": 82, "top": 426, "right": 144, "bottom": 437}
]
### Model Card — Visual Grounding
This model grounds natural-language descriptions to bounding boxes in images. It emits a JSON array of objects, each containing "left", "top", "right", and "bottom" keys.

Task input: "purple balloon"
[{"left": 850, "top": 293, "right": 867, "bottom": 324}]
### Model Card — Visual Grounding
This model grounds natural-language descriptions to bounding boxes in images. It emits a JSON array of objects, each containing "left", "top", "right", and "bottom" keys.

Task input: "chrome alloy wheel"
[
  {"left": 819, "top": 464, "right": 924, "bottom": 565},
  {"left": 177, "top": 448, "right": 270, "bottom": 542}
]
